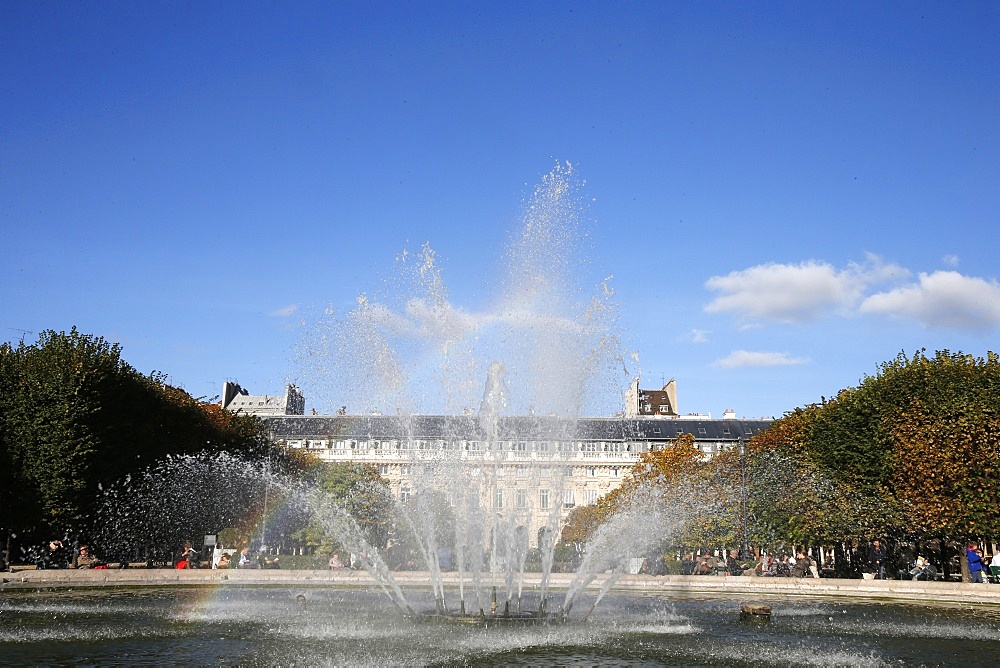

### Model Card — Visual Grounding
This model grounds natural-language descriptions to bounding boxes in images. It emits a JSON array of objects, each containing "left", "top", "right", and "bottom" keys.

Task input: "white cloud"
[
  {"left": 860, "top": 271, "right": 1000, "bottom": 330},
  {"left": 942, "top": 254, "right": 959, "bottom": 267},
  {"left": 704, "top": 255, "right": 906, "bottom": 323},
  {"left": 680, "top": 328, "right": 710, "bottom": 343},
  {"left": 268, "top": 304, "right": 298, "bottom": 318},
  {"left": 712, "top": 350, "right": 811, "bottom": 368}
]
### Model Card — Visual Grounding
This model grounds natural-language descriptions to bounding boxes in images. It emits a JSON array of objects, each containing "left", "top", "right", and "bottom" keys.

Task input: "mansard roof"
[{"left": 262, "top": 414, "right": 771, "bottom": 443}]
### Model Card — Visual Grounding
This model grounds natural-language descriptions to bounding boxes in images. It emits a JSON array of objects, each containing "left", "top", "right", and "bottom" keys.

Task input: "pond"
[{"left": 2, "top": 586, "right": 999, "bottom": 665}]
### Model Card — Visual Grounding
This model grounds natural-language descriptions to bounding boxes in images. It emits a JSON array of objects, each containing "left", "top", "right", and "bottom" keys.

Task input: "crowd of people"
[
  {"left": 177, "top": 544, "right": 280, "bottom": 570},
  {"left": 14, "top": 536, "right": 1000, "bottom": 582},
  {"left": 678, "top": 550, "right": 820, "bottom": 578},
  {"left": 29, "top": 539, "right": 110, "bottom": 570},
  {"left": 871, "top": 539, "right": 999, "bottom": 582},
  {"left": 674, "top": 540, "right": 1000, "bottom": 582},
  {"left": 22, "top": 537, "right": 284, "bottom": 571}
]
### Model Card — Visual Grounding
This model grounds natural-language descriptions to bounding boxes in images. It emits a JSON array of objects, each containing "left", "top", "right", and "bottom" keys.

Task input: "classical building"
[{"left": 256, "top": 380, "right": 771, "bottom": 546}]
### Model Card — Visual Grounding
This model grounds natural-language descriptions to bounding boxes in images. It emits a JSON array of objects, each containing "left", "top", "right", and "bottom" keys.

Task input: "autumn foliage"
[{"left": 571, "top": 349, "right": 1000, "bottom": 550}]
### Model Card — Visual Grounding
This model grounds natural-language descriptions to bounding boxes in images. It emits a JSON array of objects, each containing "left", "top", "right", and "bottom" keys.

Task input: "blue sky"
[{"left": 3, "top": 2, "right": 998, "bottom": 419}]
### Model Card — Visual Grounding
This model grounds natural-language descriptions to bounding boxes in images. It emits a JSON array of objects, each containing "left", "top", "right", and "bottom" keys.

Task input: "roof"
[{"left": 261, "top": 414, "right": 771, "bottom": 442}]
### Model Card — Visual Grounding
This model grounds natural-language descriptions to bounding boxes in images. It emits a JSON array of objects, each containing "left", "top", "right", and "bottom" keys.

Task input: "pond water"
[{"left": 2, "top": 586, "right": 999, "bottom": 666}]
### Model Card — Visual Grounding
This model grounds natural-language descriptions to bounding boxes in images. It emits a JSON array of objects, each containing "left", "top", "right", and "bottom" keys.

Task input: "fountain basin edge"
[{"left": 4, "top": 569, "right": 1000, "bottom": 608}]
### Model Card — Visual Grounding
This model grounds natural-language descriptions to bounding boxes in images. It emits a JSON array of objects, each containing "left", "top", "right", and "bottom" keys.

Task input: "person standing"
[
  {"left": 967, "top": 542, "right": 985, "bottom": 583},
  {"left": 868, "top": 540, "right": 887, "bottom": 580}
]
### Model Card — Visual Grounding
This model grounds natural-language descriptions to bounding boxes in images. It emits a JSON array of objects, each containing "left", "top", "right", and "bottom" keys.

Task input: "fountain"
[{"left": 282, "top": 161, "right": 651, "bottom": 623}]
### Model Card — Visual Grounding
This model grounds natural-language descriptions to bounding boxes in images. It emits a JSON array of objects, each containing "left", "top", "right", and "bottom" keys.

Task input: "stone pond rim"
[{"left": 5, "top": 569, "right": 1000, "bottom": 608}]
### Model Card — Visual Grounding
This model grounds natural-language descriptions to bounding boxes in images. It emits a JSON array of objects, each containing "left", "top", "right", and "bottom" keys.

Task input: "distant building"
[
  {"left": 240, "top": 377, "right": 770, "bottom": 547},
  {"left": 624, "top": 377, "right": 679, "bottom": 417},
  {"left": 221, "top": 381, "right": 305, "bottom": 416}
]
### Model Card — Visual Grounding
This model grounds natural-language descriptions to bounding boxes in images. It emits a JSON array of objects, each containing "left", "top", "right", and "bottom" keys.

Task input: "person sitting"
[
  {"left": 790, "top": 551, "right": 812, "bottom": 578},
  {"left": 216, "top": 552, "right": 231, "bottom": 569},
  {"left": 726, "top": 550, "right": 745, "bottom": 576},
  {"left": 74, "top": 544, "right": 106, "bottom": 569},
  {"left": 175, "top": 541, "right": 197, "bottom": 569},
  {"left": 680, "top": 553, "right": 695, "bottom": 575},
  {"left": 238, "top": 547, "right": 253, "bottom": 569},
  {"left": 695, "top": 555, "right": 713, "bottom": 575},
  {"left": 909, "top": 556, "right": 937, "bottom": 581},
  {"left": 257, "top": 551, "right": 280, "bottom": 569},
  {"left": 38, "top": 539, "right": 70, "bottom": 569}
]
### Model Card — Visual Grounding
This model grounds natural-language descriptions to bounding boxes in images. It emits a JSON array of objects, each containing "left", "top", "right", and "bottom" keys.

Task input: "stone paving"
[{"left": 3, "top": 568, "right": 998, "bottom": 606}]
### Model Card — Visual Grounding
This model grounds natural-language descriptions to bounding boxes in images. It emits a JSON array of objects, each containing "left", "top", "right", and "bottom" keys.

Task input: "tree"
[
  {"left": 604, "top": 432, "right": 704, "bottom": 507},
  {"left": 559, "top": 504, "right": 604, "bottom": 545},
  {"left": 291, "top": 461, "right": 394, "bottom": 554},
  {"left": 747, "top": 349, "right": 1000, "bottom": 543},
  {"left": 0, "top": 328, "right": 300, "bottom": 551}
]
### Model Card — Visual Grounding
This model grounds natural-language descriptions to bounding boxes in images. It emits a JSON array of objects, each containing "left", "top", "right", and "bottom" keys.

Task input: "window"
[
  {"left": 611, "top": 467, "right": 621, "bottom": 478},
  {"left": 586, "top": 467, "right": 597, "bottom": 477},
  {"left": 659, "top": 405, "right": 669, "bottom": 412},
  {"left": 563, "top": 489, "right": 575, "bottom": 507},
  {"left": 722, "top": 428, "right": 731, "bottom": 435},
  {"left": 495, "top": 466, "right": 505, "bottom": 477},
  {"left": 494, "top": 489, "right": 504, "bottom": 509},
  {"left": 583, "top": 442, "right": 598, "bottom": 453},
  {"left": 400, "top": 465, "right": 410, "bottom": 475},
  {"left": 400, "top": 488, "right": 410, "bottom": 503},
  {"left": 540, "top": 467, "right": 551, "bottom": 478},
  {"left": 516, "top": 489, "right": 527, "bottom": 508},
  {"left": 539, "top": 489, "right": 550, "bottom": 510},
  {"left": 652, "top": 427, "right": 661, "bottom": 435},
  {"left": 538, "top": 441, "right": 549, "bottom": 452},
  {"left": 698, "top": 427, "right": 707, "bottom": 435},
  {"left": 564, "top": 466, "right": 574, "bottom": 477},
  {"left": 378, "top": 464, "right": 389, "bottom": 475},
  {"left": 514, "top": 441, "right": 527, "bottom": 451},
  {"left": 516, "top": 466, "right": 529, "bottom": 477},
  {"left": 586, "top": 489, "right": 598, "bottom": 504}
]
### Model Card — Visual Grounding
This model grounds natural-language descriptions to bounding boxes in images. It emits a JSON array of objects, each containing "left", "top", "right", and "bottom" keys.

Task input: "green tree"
[
  {"left": 0, "top": 328, "right": 298, "bottom": 547},
  {"left": 292, "top": 461, "right": 394, "bottom": 554},
  {"left": 750, "top": 349, "right": 1000, "bottom": 543}
]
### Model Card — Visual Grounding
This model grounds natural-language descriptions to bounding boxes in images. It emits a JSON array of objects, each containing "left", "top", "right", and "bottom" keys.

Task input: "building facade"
[{"left": 261, "top": 410, "right": 772, "bottom": 545}]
